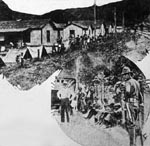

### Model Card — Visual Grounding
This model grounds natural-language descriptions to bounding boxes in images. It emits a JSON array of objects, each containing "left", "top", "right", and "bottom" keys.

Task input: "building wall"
[
  {"left": 0, "top": 35, "right": 5, "bottom": 41},
  {"left": 63, "top": 24, "right": 86, "bottom": 40},
  {"left": 42, "top": 23, "right": 58, "bottom": 46},
  {"left": 30, "top": 30, "right": 41, "bottom": 45}
]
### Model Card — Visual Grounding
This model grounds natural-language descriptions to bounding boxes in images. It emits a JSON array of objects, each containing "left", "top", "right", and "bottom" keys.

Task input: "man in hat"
[
  {"left": 121, "top": 66, "right": 141, "bottom": 146},
  {"left": 57, "top": 81, "right": 72, "bottom": 123}
]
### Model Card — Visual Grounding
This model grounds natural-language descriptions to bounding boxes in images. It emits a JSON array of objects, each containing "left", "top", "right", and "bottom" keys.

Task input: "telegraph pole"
[
  {"left": 114, "top": 7, "right": 118, "bottom": 54},
  {"left": 122, "top": 11, "right": 125, "bottom": 32},
  {"left": 94, "top": 0, "right": 96, "bottom": 38},
  {"left": 114, "top": 7, "right": 117, "bottom": 34}
]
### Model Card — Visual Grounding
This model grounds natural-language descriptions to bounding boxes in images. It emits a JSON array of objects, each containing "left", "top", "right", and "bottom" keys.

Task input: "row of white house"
[{"left": 0, "top": 19, "right": 123, "bottom": 52}]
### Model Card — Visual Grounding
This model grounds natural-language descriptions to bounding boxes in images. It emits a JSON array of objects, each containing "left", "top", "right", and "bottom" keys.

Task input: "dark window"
[
  {"left": 58, "top": 30, "right": 60, "bottom": 38},
  {"left": 23, "top": 31, "right": 30, "bottom": 43},
  {"left": 47, "top": 30, "right": 50, "bottom": 42},
  {"left": 70, "top": 30, "right": 75, "bottom": 37}
]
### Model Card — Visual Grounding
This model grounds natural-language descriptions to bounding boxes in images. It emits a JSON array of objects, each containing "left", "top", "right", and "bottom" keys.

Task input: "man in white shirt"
[{"left": 57, "top": 81, "right": 72, "bottom": 122}]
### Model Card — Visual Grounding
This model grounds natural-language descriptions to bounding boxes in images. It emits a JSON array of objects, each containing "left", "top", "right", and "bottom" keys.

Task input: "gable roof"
[
  {"left": 0, "top": 19, "right": 50, "bottom": 30},
  {"left": 65, "top": 22, "right": 88, "bottom": 30},
  {"left": 73, "top": 20, "right": 112, "bottom": 29},
  {"left": 0, "top": 28, "right": 29, "bottom": 33},
  {"left": 0, "top": 19, "right": 65, "bottom": 33},
  {"left": 53, "top": 22, "right": 66, "bottom": 29}
]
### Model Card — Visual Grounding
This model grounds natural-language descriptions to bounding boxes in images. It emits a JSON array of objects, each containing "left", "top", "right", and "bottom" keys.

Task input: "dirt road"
[{"left": 54, "top": 112, "right": 129, "bottom": 146}]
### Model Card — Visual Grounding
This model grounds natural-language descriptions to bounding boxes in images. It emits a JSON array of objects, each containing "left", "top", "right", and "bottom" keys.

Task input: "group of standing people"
[{"left": 56, "top": 80, "right": 96, "bottom": 123}]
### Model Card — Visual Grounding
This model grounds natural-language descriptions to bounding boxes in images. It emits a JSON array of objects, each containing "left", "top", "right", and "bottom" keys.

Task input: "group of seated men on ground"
[{"left": 75, "top": 82, "right": 123, "bottom": 128}]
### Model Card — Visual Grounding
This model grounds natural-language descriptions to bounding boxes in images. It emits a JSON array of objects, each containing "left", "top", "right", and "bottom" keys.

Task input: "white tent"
[
  {"left": 28, "top": 46, "right": 48, "bottom": 59},
  {"left": 3, "top": 48, "right": 31, "bottom": 63},
  {"left": 0, "top": 70, "right": 81, "bottom": 146},
  {"left": 45, "top": 46, "right": 52, "bottom": 54},
  {"left": 100, "top": 24, "right": 106, "bottom": 36},
  {"left": 108, "top": 25, "right": 113, "bottom": 34}
]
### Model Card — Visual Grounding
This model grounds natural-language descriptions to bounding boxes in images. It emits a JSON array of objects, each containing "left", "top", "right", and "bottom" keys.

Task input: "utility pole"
[
  {"left": 114, "top": 7, "right": 117, "bottom": 34},
  {"left": 94, "top": 0, "right": 96, "bottom": 38},
  {"left": 121, "top": 11, "right": 125, "bottom": 55},
  {"left": 122, "top": 11, "right": 125, "bottom": 31},
  {"left": 114, "top": 7, "right": 118, "bottom": 54}
]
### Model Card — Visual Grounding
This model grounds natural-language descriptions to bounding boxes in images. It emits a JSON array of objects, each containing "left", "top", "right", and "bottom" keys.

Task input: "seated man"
[
  {"left": 101, "top": 81, "right": 123, "bottom": 128},
  {"left": 103, "top": 103, "right": 122, "bottom": 128},
  {"left": 84, "top": 97, "right": 103, "bottom": 120}
]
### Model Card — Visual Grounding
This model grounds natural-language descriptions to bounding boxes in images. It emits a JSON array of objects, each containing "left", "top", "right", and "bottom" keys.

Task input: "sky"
[{"left": 3, "top": 0, "right": 122, "bottom": 15}]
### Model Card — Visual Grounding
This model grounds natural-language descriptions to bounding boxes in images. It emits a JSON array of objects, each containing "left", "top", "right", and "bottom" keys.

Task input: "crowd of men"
[
  {"left": 57, "top": 66, "right": 144, "bottom": 146},
  {"left": 52, "top": 30, "right": 137, "bottom": 56}
]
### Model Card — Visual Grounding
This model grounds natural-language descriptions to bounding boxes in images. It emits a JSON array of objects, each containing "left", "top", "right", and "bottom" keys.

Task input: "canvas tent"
[
  {"left": 3, "top": 48, "right": 32, "bottom": 63},
  {"left": 0, "top": 57, "right": 5, "bottom": 67},
  {"left": 28, "top": 46, "right": 48, "bottom": 59},
  {"left": 100, "top": 24, "right": 106, "bottom": 36},
  {"left": 44, "top": 46, "right": 52, "bottom": 54}
]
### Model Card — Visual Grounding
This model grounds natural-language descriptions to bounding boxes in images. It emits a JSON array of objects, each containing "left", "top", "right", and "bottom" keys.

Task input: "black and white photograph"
[{"left": 0, "top": 0, "right": 150, "bottom": 146}]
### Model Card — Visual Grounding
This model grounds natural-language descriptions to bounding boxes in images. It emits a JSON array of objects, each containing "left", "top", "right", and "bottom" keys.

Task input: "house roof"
[
  {"left": 65, "top": 22, "right": 88, "bottom": 30},
  {"left": 0, "top": 19, "right": 50, "bottom": 29},
  {"left": 73, "top": 20, "right": 112, "bottom": 29},
  {"left": 0, "top": 19, "right": 65, "bottom": 33},
  {"left": 0, "top": 28, "right": 29, "bottom": 33},
  {"left": 53, "top": 22, "right": 66, "bottom": 29}
]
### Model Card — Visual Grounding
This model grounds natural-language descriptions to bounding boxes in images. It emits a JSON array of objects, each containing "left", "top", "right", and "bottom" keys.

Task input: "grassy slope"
[{"left": 0, "top": 32, "right": 150, "bottom": 90}]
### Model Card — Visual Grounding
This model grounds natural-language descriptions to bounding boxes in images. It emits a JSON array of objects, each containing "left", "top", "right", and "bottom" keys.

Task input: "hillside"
[
  {"left": 0, "top": 0, "right": 39, "bottom": 20},
  {"left": 42, "top": 0, "right": 150, "bottom": 25},
  {"left": 1, "top": 0, "right": 150, "bottom": 26},
  {"left": 0, "top": 31, "right": 149, "bottom": 90}
]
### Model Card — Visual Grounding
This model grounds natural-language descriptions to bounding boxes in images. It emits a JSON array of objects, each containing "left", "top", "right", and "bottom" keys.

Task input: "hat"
[
  {"left": 114, "top": 103, "right": 121, "bottom": 107},
  {"left": 63, "top": 80, "right": 68, "bottom": 86},
  {"left": 121, "top": 66, "right": 132, "bottom": 75}
]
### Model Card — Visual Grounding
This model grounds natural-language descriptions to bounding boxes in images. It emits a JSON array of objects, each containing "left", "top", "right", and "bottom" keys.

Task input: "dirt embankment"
[
  {"left": 1, "top": 32, "right": 150, "bottom": 90},
  {"left": 0, "top": 57, "right": 61, "bottom": 90}
]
